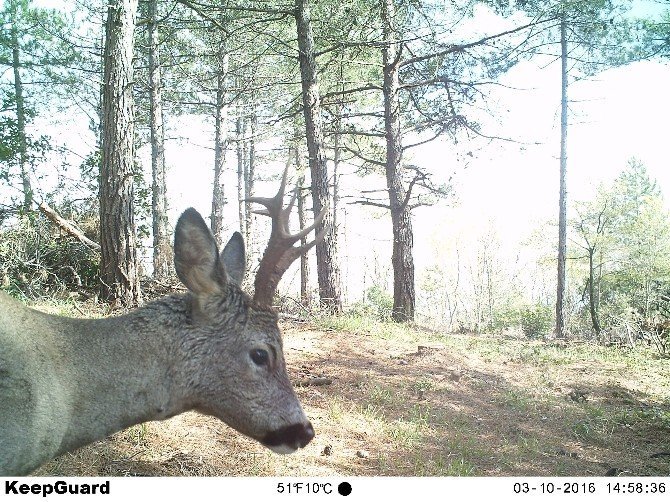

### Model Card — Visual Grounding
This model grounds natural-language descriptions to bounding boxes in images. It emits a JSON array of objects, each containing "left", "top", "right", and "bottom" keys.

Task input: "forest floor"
[{"left": 34, "top": 309, "right": 670, "bottom": 477}]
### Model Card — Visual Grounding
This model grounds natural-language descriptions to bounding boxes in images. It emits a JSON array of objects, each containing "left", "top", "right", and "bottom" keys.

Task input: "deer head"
[{"left": 173, "top": 167, "right": 322, "bottom": 453}]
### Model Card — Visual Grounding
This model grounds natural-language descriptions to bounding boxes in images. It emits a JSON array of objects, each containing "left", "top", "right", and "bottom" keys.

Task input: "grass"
[
  {"left": 498, "top": 389, "right": 538, "bottom": 413},
  {"left": 313, "top": 311, "right": 427, "bottom": 344},
  {"left": 122, "top": 424, "right": 150, "bottom": 448},
  {"left": 317, "top": 312, "right": 664, "bottom": 476},
  {"left": 28, "top": 297, "right": 107, "bottom": 318},
  {"left": 310, "top": 313, "right": 670, "bottom": 475}
]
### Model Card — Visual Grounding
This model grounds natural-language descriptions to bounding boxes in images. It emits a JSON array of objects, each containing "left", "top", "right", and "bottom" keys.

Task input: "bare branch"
[
  {"left": 399, "top": 17, "right": 556, "bottom": 69},
  {"left": 38, "top": 201, "right": 101, "bottom": 251}
]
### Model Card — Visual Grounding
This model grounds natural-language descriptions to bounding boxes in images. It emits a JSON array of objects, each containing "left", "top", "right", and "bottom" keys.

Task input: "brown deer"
[{"left": 0, "top": 168, "right": 322, "bottom": 475}]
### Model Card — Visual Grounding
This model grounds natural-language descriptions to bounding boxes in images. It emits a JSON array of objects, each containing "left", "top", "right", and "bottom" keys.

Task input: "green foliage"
[
  {"left": 133, "top": 163, "right": 152, "bottom": 241},
  {"left": 489, "top": 301, "right": 553, "bottom": 338},
  {"left": 519, "top": 304, "right": 554, "bottom": 339},
  {"left": 0, "top": 0, "right": 81, "bottom": 103},
  {"left": 510, "top": 0, "right": 637, "bottom": 74},
  {"left": 366, "top": 285, "right": 394, "bottom": 318},
  {"left": 0, "top": 0, "right": 82, "bottom": 213},
  {"left": 349, "top": 285, "right": 394, "bottom": 321},
  {"left": 0, "top": 92, "right": 53, "bottom": 192},
  {"left": 0, "top": 112, "right": 20, "bottom": 181},
  {"left": 570, "top": 159, "right": 670, "bottom": 344},
  {"left": 488, "top": 306, "right": 523, "bottom": 333},
  {"left": 639, "top": 6, "right": 670, "bottom": 59}
]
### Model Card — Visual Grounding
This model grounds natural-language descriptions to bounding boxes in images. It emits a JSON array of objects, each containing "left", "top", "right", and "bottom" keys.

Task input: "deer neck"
[{"left": 51, "top": 295, "right": 194, "bottom": 456}]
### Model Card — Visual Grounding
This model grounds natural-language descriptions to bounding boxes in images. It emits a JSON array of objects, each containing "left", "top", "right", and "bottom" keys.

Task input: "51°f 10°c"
[{"left": 277, "top": 482, "right": 333, "bottom": 495}]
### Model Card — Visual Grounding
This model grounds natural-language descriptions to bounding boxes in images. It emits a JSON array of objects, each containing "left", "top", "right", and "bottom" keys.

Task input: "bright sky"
[{"left": 428, "top": 58, "right": 670, "bottom": 242}]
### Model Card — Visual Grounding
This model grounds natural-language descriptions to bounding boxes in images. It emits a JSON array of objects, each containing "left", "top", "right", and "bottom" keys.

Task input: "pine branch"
[{"left": 398, "top": 17, "right": 557, "bottom": 69}]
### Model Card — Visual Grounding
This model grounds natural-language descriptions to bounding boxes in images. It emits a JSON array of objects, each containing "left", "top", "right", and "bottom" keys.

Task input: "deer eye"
[{"left": 250, "top": 348, "right": 269, "bottom": 366}]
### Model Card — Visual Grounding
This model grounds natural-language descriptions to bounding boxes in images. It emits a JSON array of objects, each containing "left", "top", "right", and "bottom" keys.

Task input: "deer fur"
[{"left": 0, "top": 208, "right": 314, "bottom": 476}]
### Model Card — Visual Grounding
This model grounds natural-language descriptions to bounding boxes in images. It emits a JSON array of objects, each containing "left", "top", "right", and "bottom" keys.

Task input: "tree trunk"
[
  {"left": 295, "top": 0, "right": 342, "bottom": 312},
  {"left": 332, "top": 54, "right": 345, "bottom": 232},
  {"left": 147, "top": 0, "right": 171, "bottom": 279},
  {"left": 587, "top": 247, "right": 601, "bottom": 334},
  {"left": 210, "top": 35, "right": 229, "bottom": 247},
  {"left": 381, "top": 0, "right": 415, "bottom": 322},
  {"left": 99, "top": 0, "right": 141, "bottom": 307},
  {"left": 10, "top": 21, "right": 31, "bottom": 213},
  {"left": 245, "top": 105, "right": 256, "bottom": 250},
  {"left": 296, "top": 147, "right": 310, "bottom": 306},
  {"left": 236, "top": 102, "right": 246, "bottom": 235},
  {"left": 555, "top": 13, "right": 568, "bottom": 338},
  {"left": 236, "top": 110, "right": 243, "bottom": 230}
]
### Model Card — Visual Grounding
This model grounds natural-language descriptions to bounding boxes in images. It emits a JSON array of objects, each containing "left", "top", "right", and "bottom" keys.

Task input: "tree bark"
[
  {"left": 296, "top": 147, "right": 311, "bottom": 306},
  {"left": 295, "top": 0, "right": 342, "bottom": 312},
  {"left": 210, "top": 34, "right": 229, "bottom": 247},
  {"left": 245, "top": 104, "right": 256, "bottom": 250},
  {"left": 99, "top": 0, "right": 141, "bottom": 307},
  {"left": 10, "top": 19, "right": 31, "bottom": 213},
  {"left": 381, "top": 0, "right": 415, "bottom": 322},
  {"left": 587, "top": 247, "right": 601, "bottom": 334},
  {"left": 236, "top": 105, "right": 245, "bottom": 237},
  {"left": 147, "top": 0, "right": 171, "bottom": 279},
  {"left": 555, "top": 13, "right": 568, "bottom": 338}
]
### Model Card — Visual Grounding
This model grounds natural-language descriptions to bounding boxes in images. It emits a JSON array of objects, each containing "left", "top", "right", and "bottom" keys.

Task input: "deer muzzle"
[{"left": 261, "top": 421, "right": 314, "bottom": 454}]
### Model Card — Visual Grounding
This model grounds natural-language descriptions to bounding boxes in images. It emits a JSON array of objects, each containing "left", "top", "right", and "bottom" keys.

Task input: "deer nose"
[
  {"left": 262, "top": 421, "right": 315, "bottom": 453},
  {"left": 300, "top": 421, "right": 315, "bottom": 446}
]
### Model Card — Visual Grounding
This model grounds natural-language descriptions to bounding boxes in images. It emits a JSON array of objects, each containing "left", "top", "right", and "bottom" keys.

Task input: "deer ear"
[
  {"left": 221, "top": 232, "right": 246, "bottom": 286},
  {"left": 174, "top": 208, "right": 227, "bottom": 295}
]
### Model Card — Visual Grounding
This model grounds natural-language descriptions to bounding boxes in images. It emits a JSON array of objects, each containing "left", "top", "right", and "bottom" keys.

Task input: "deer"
[{"left": 0, "top": 168, "right": 323, "bottom": 476}]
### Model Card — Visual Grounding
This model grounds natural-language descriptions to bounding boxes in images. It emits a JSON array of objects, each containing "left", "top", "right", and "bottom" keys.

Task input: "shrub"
[
  {"left": 350, "top": 285, "right": 394, "bottom": 321},
  {"left": 0, "top": 215, "right": 99, "bottom": 299},
  {"left": 519, "top": 304, "right": 554, "bottom": 338},
  {"left": 489, "top": 306, "right": 522, "bottom": 333}
]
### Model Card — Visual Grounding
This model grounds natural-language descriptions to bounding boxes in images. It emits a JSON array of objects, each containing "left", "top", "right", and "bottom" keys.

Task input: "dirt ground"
[{"left": 36, "top": 321, "right": 670, "bottom": 477}]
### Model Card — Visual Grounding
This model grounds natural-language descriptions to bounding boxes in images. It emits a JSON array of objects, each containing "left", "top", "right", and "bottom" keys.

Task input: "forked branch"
[{"left": 248, "top": 167, "right": 326, "bottom": 307}]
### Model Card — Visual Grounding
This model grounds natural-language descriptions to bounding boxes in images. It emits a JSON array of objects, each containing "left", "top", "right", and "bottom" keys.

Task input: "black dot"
[{"left": 338, "top": 482, "right": 352, "bottom": 496}]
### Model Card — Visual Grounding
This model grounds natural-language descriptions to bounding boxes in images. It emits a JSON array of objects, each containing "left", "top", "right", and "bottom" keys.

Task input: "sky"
[{"left": 427, "top": 58, "right": 670, "bottom": 243}]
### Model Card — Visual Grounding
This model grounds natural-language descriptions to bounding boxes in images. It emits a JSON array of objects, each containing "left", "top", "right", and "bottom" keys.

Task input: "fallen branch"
[
  {"left": 294, "top": 377, "right": 333, "bottom": 387},
  {"left": 38, "top": 201, "right": 101, "bottom": 251}
]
